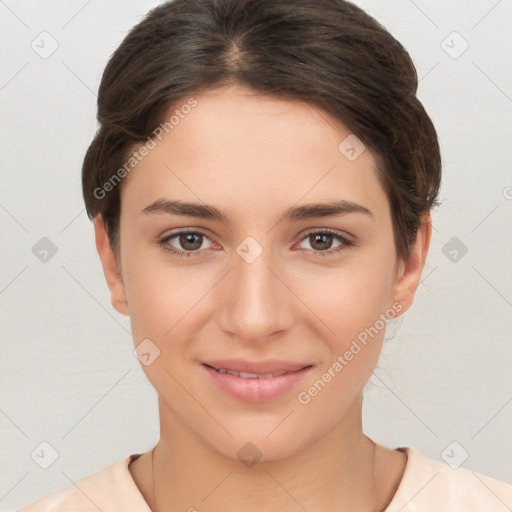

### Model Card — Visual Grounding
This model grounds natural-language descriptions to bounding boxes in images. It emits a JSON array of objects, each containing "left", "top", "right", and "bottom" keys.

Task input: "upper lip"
[{"left": 202, "top": 359, "right": 312, "bottom": 374}]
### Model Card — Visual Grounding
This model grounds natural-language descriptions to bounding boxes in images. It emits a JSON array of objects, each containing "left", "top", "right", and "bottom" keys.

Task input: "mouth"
[
  {"left": 201, "top": 360, "right": 314, "bottom": 403},
  {"left": 203, "top": 364, "right": 304, "bottom": 379}
]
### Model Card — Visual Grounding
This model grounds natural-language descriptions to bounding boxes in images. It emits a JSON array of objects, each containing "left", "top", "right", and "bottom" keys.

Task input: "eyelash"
[{"left": 158, "top": 228, "right": 354, "bottom": 258}]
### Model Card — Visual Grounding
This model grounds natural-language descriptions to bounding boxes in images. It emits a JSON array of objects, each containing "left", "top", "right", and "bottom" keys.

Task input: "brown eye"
[
  {"left": 178, "top": 232, "right": 204, "bottom": 251},
  {"left": 309, "top": 233, "right": 335, "bottom": 251},
  {"left": 159, "top": 230, "right": 214, "bottom": 257},
  {"left": 297, "top": 229, "right": 353, "bottom": 256}
]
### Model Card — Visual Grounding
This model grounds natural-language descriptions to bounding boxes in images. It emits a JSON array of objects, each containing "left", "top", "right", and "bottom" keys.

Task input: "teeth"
[
  {"left": 215, "top": 368, "right": 288, "bottom": 378},
  {"left": 239, "top": 371, "right": 263, "bottom": 379}
]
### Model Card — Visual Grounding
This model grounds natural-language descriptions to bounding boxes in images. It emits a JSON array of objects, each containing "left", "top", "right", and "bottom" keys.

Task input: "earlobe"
[
  {"left": 390, "top": 213, "right": 432, "bottom": 315},
  {"left": 93, "top": 215, "right": 130, "bottom": 316}
]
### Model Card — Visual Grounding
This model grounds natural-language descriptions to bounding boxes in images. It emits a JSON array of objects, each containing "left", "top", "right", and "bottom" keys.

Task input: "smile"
[
  {"left": 202, "top": 362, "right": 314, "bottom": 403},
  {"left": 208, "top": 366, "right": 289, "bottom": 379}
]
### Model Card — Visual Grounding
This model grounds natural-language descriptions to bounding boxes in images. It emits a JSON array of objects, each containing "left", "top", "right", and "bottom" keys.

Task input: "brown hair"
[{"left": 82, "top": 0, "right": 441, "bottom": 262}]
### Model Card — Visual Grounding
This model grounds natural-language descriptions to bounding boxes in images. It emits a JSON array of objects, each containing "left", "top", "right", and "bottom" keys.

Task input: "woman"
[{"left": 20, "top": 0, "right": 512, "bottom": 510}]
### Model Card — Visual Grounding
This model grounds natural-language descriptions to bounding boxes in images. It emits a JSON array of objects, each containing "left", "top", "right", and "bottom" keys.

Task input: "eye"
[
  {"left": 297, "top": 229, "right": 354, "bottom": 256},
  {"left": 159, "top": 228, "right": 354, "bottom": 258},
  {"left": 159, "top": 229, "right": 215, "bottom": 257}
]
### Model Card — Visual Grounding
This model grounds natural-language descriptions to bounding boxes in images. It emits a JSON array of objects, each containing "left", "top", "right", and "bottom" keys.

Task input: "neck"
[{"left": 149, "top": 394, "right": 391, "bottom": 512}]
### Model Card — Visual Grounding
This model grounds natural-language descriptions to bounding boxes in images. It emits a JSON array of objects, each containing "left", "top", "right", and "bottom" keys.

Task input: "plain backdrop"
[{"left": 1, "top": 0, "right": 511, "bottom": 510}]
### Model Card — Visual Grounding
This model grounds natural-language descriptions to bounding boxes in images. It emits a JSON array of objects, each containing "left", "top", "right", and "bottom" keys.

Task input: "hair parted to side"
[{"left": 82, "top": 0, "right": 441, "bottom": 263}]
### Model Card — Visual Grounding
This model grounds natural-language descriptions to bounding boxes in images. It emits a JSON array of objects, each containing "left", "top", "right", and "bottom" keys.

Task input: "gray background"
[{"left": 1, "top": 0, "right": 511, "bottom": 510}]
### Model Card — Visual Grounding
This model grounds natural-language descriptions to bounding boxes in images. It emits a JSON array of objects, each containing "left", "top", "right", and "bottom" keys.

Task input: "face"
[{"left": 95, "top": 83, "right": 429, "bottom": 462}]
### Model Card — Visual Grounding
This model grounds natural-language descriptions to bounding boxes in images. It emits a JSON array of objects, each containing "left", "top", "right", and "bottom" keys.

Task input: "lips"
[
  {"left": 202, "top": 359, "right": 311, "bottom": 375},
  {"left": 201, "top": 359, "right": 314, "bottom": 403},
  {"left": 208, "top": 367, "right": 289, "bottom": 379}
]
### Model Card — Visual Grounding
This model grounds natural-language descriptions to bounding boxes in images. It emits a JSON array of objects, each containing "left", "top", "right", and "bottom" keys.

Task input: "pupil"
[
  {"left": 181, "top": 233, "right": 202, "bottom": 250},
  {"left": 312, "top": 233, "right": 332, "bottom": 250}
]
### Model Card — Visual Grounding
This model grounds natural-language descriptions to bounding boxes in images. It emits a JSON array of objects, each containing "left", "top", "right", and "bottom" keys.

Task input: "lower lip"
[{"left": 202, "top": 364, "right": 313, "bottom": 403}]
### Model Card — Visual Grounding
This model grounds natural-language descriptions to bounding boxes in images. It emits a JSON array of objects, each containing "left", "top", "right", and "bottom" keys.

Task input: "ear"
[
  {"left": 93, "top": 215, "right": 129, "bottom": 316},
  {"left": 390, "top": 213, "right": 432, "bottom": 316}
]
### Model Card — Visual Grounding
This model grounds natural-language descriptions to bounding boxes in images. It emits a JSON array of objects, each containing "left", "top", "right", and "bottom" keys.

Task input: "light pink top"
[{"left": 19, "top": 447, "right": 512, "bottom": 511}]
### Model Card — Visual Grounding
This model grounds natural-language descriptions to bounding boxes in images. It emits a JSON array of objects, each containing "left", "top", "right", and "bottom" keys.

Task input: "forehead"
[{"left": 119, "top": 84, "right": 388, "bottom": 220}]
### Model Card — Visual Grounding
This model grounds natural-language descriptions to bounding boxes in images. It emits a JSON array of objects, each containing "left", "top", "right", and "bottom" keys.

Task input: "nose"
[{"left": 217, "top": 243, "right": 295, "bottom": 345}]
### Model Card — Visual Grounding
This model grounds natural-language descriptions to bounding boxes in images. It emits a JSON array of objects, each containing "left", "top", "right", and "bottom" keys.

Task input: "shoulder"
[
  {"left": 386, "top": 447, "right": 512, "bottom": 511},
  {"left": 18, "top": 454, "right": 151, "bottom": 512}
]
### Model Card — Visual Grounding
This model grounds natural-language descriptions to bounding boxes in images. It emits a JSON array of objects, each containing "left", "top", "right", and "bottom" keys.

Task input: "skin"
[{"left": 94, "top": 83, "right": 431, "bottom": 512}]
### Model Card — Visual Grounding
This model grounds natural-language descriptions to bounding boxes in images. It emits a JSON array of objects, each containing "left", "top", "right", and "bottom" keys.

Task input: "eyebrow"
[{"left": 141, "top": 198, "right": 374, "bottom": 224}]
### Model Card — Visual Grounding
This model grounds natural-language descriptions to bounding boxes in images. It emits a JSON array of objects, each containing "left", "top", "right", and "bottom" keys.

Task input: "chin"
[{"left": 198, "top": 418, "right": 316, "bottom": 465}]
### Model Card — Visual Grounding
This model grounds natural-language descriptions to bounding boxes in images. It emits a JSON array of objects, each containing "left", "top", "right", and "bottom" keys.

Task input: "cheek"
[
  {"left": 121, "top": 243, "right": 216, "bottom": 354},
  {"left": 296, "top": 257, "right": 395, "bottom": 346},
  {"left": 126, "top": 268, "right": 197, "bottom": 340},
  {"left": 293, "top": 263, "right": 395, "bottom": 425}
]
